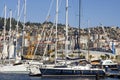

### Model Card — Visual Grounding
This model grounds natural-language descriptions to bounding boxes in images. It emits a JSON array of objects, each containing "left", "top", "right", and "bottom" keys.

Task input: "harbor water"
[{"left": 0, "top": 73, "right": 119, "bottom": 80}]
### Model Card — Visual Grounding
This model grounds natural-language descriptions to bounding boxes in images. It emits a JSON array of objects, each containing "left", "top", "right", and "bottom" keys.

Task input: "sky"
[{"left": 0, "top": 0, "right": 120, "bottom": 28}]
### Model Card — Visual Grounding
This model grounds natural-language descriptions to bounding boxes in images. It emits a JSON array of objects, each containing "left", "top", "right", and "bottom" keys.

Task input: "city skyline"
[{"left": 0, "top": 0, "right": 120, "bottom": 28}]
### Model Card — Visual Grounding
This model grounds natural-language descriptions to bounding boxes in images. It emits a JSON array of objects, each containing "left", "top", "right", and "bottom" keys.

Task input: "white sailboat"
[
  {"left": 1, "top": 5, "right": 8, "bottom": 59},
  {"left": 8, "top": 9, "right": 14, "bottom": 59},
  {"left": 0, "top": 0, "right": 29, "bottom": 74},
  {"left": 28, "top": 0, "right": 56, "bottom": 76}
]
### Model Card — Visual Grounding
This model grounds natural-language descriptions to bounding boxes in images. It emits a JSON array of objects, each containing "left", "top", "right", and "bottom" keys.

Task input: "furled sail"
[
  {"left": 9, "top": 44, "right": 14, "bottom": 58},
  {"left": 2, "top": 43, "right": 8, "bottom": 59}
]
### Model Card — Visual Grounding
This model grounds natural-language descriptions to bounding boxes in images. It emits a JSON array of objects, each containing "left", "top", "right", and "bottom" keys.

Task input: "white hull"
[
  {"left": 29, "top": 65, "right": 41, "bottom": 76},
  {"left": 0, "top": 64, "right": 29, "bottom": 74},
  {"left": 28, "top": 61, "right": 43, "bottom": 76}
]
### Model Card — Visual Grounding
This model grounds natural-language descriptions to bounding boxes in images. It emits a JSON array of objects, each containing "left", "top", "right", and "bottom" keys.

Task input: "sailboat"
[
  {"left": 0, "top": 0, "right": 30, "bottom": 74},
  {"left": 39, "top": 0, "right": 105, "bottom": 76},
  {"left": 1, "top": 5, "right": 8, "bottom": 60}
]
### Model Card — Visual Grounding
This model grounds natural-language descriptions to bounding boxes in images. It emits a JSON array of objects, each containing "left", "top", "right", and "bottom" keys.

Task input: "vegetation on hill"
[{"left": 0, "top": 17, "right": 120, "bottom": 40}]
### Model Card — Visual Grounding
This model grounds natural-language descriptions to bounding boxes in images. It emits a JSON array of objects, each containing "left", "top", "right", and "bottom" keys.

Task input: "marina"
[{"left": 0, "top": 0, "right": 120, "bottom": 80}]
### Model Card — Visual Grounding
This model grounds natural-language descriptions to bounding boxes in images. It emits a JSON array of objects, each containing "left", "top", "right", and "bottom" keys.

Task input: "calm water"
[{"left": 0, "top": 73, "right": 119, "bottom": 80}]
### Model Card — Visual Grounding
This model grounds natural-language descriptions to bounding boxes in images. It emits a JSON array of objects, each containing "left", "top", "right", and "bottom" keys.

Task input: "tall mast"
[
  {"left": 9, "top": 9, "right": 12, "bottom": 64},
  {"left": 79, "top": 0, "right": 81, "bottom": 31},
  {"left": 87, "top": 20, "right": 90, "bottom": 61},
  {"left": 2, "top": 5, "right": 7, "bottom": 60},
  {"left": 3, "top": 5, "right": 7, "bottom": 44},
  {"left": 55, "top": 0, "right": 58, "bottom": 65},
  {"left": 22, "top": 0, "right": 26, "bottom": 56},
  {"left": 15, "top": 0, "right": 20, "bottom": 59},
  {"left": 9, "top": 10, "right": 12, "bottom": 42},
  {"left": 65, "top": 0, "right": 68, "bottom": 64},
  {"left": 78, "top": 0, "right": 81, "bottom": 49}
]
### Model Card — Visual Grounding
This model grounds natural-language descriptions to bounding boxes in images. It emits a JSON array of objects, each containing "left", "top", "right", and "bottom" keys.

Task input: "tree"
[
  {"left": 89, "top": 55, "right": 94, "bottom": 60},
  {"left": 111, "top": 56, "right": 114, "bottom": 60},
  {"left": 69, "top": 54, "right": 75, "bottom": 58},
  {"left": 100, "top": 55, "right": 106, "bottom": 60},
  {"left": 80, "top": 54, "right": 85, "bottom": 59}
]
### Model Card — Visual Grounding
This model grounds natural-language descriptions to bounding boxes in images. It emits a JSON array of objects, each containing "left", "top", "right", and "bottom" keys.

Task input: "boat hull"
[
  {"left": 0, "top": 64, "right": 29, "bottom": 74},
  {"left": 40, "top": 68, "right": 105, "bottom": 76}
]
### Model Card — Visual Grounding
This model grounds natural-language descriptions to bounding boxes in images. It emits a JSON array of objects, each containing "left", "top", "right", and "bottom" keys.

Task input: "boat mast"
[
  {"left": 15, "top": 0, "right": 20, "bottom": 59},
  {"left": 9, "top": 10, "right": 12, "bottom": 43},
  {"left": 55, "top": 0, "right": 58, "bottom": 65},
  {"left": 3, "top": 5, "right": 7, "bottom": 45},
  {"left": 78, "top": 0, "right": 81, "bottom": 54},
  {"left": 87, "top": 20, "right": 90, "bottom": 61},
  {"left": 9, "top": 9, "right": 12, "bottom": 63},
  {"left": 2, "top": 5, "right": 7, "bottom": 59},
  {"left": 65, "top": 0, "right": 68, "bottom": 65},
  {"left": 22, "top": 0, "right": 26, "bottom": 56},
  {"left": 79, "top": 0, "right": 81, "bottom": 34}
]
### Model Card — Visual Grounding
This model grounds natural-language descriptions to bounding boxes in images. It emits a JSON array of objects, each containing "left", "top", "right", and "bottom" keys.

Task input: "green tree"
[
  {"left": 100, "top": 55, "right": 106, "bottom": 60},
  {"left": 89, "top": 55, "right": 94, "bottom": 60}
]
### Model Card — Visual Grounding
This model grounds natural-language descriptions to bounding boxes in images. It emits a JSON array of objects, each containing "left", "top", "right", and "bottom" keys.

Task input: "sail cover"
[
  {"left": 9, "top": 44, "right": 14, "bottom": 58},
  {"left": 2, "top": 43, "right": 8, "bottom": 59}
]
